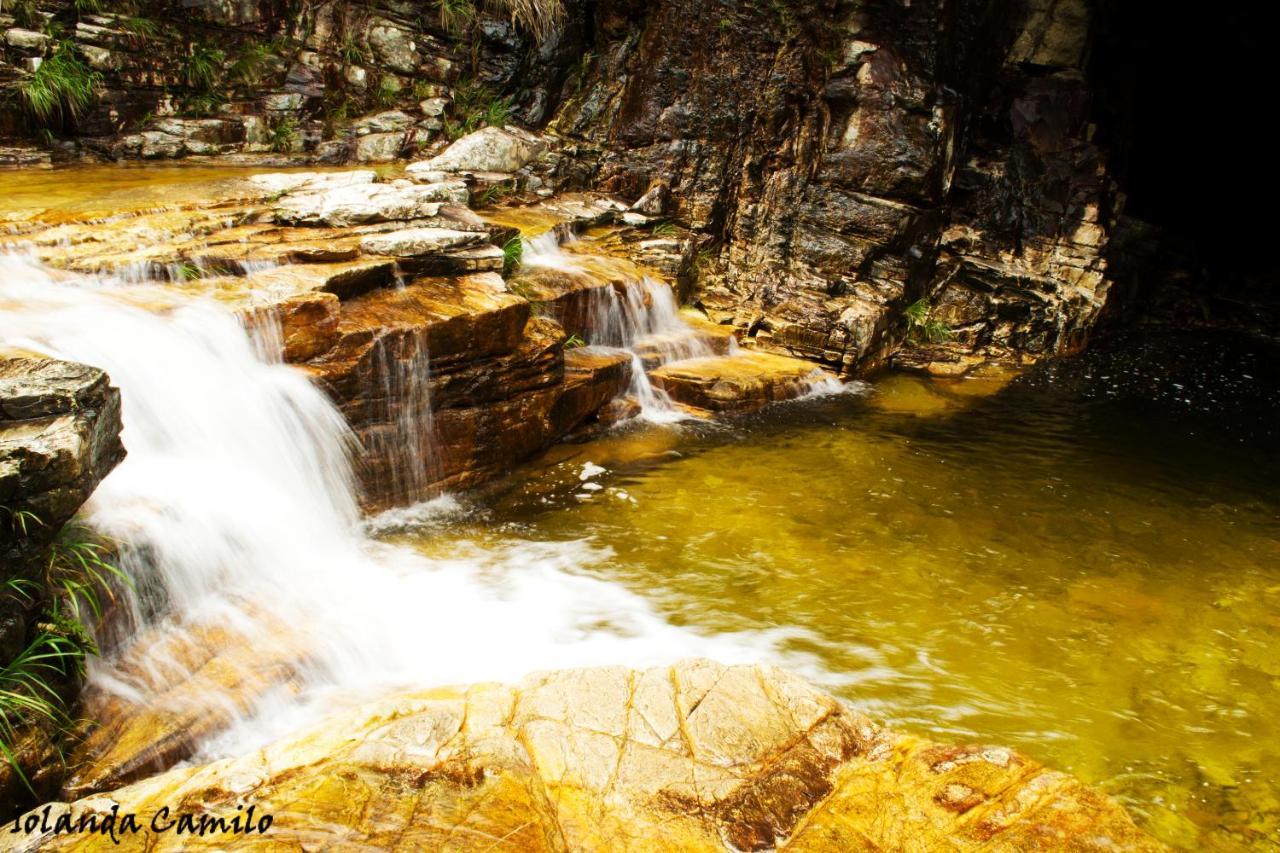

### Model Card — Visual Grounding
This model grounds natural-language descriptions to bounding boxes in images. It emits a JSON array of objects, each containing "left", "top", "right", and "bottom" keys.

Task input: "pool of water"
[{"left": 387, "top": 332, "right": 1280, "bottom": 850}]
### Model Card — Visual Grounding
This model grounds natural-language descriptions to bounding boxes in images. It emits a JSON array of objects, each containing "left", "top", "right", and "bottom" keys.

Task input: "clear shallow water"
[{"left": 385, "top": 333, "right": 1280, "bottom": 850}]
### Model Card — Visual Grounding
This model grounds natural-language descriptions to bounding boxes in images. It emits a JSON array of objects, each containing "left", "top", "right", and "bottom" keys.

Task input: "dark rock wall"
[{"left": 548, "top": 0, "right": 1116, "bottom": 375}]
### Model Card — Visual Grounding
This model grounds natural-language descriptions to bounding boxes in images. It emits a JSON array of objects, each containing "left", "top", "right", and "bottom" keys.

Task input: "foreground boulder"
[{"left": 18, "top": 661, "right": 1159, "bottom": 851}]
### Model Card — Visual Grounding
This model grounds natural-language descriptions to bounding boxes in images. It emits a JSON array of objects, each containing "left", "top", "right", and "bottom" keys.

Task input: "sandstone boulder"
[
  {"left": 650, "top": 352, "right": 840, "bottom": 413},
  {"left": 408, "top": 126, "right": 546, "bottom": 175},
  {"left": 20, "top": 661, "right": 1159, "bottom": 851}
]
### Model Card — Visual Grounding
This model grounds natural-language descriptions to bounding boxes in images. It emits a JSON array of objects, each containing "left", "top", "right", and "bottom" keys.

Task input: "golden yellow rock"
[
  {"left": 650, "top": 352, "right": 838, "bottom": 413},
  {"left": 18, "top": 661, "right": 1161, "bottom": 852}
]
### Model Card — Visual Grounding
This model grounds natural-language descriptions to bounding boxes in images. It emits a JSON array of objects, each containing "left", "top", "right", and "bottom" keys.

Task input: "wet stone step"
[{"left": 649, "top": 351, "right": 840, "bottom": 414}]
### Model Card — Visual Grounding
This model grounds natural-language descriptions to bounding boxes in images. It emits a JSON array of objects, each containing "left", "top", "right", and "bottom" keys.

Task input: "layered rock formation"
[
  {"left": 0, "top": 357, "right": 124, "bottom": 658},
  {"left": 1, "top": 157, "right": 840, "bottom": 508},
  {"left": 16, "top": 661, "right": 1160, "bottom": 851},
  {"left": 0, "top": 355, "right": 125, "bottom": 805}
]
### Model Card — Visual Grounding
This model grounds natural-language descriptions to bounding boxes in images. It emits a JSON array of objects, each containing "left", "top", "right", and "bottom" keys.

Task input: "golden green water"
[{"left": 398, "top": 333, "right": 1280, "bottom": 850}]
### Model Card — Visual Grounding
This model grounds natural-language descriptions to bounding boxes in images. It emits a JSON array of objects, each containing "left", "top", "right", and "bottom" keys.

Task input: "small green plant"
[
  {"left": 501, "top": 236, "right": 523, "bottom": 275},
  {"left": 0, "top": 510, "right": 127, "bottom": 792},
  {"left": 476, "top": 180, "right": 515, "bottom": 208},
  {"left": 562, "top": 333, "right": 585, "bottom": 350},
  {"left": 445, "top": 79, "right": 514, "bottom": 138},
  {"left": 72, "top": 0, "right": 101, "bottom": 13},
  {"left": 229, "top": 42, "right": 276, "bottom": 87},
  {"left": 652, "top": 220, "right": 678, "bottom": 237},
  {"left": 122, "top": 16, "right": 160, "bottom": 39},
  {"left": 44, "top": 521, "right": 130, "bottom": 625},
  {"left": 338, "top": 34, "right": 370, "bottom": 66},
  {"left": 372, "top": 75, "right": 401, "bottom": 108},
  {"left": 3, "top": 0, "right": 40, "bottom": 29},
  {"left": 903, "top": 298, "right": 953, "bottom": 343},
  {"left": 411, "top": 79, "right": 437, "bottom": 101},
  {"left": 171, "top": 261, "right": 203, "bottom": 281},
  {"left": 178, "top": 90, "right": 225, "bottom": 117},
  {"left": 182, "top": 43, "right": 225, "bottom": 92},
  {"left": 569, "top": 50, "right": 594, "bottom": 93},
  {"left": 483, "top": 96, "right": 512, "bottom": 128},
  {"left": 17, "top": 41, "right": 101, "bottom": 127},
  {"left": 265, "top": 115, "right": 299, "bottom": 153},
  {"left": 718, "top": 17, "right": 732, "bottom": 30}
]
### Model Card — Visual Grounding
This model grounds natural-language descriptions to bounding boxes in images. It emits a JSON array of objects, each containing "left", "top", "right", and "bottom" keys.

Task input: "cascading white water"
[
  {"left": 0, "top": 253, "right": 823, "bottom": 761},
  {"left": 522, "top": 232, "right": 713, "bottom": 422}
]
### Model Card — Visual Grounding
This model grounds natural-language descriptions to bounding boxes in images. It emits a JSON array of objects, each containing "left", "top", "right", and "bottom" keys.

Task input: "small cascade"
[
  {"left": 362, "top": 329, "right": 437, "bottom": 506},
  {"left": 522, "top": 232, "right": 712, "bottom": 421}
]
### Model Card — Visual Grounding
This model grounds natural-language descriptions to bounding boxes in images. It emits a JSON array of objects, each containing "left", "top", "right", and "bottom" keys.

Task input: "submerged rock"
[{"left": 23, "top": 661, "right": 1160, "bottom": 851}]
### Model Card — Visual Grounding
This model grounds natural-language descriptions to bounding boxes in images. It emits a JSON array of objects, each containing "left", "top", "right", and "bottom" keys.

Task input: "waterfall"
[
  {"left": 522, "top": 233, "right": 711, "bottom": 422},
  {"left": 362, "top": 329, "right": 437, "bottom": 506},
  {"left": 0, "top": 253, "right": 807, "bottom": 762}
]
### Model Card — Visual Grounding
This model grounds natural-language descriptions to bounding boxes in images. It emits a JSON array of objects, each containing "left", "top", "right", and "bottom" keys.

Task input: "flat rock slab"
[
  {"left": 246, "top": 170, "right": 378, "bottom": 195},
  {"left": 20, "top": 661, "right": 1159, "bottom": 852},
  {"left": 650, "top": 351, "right": 839, "bottom": 413},
  {"left": 273, "top": 182, "right": 467, "bottom": 227},
  {"left": 360, "top": 227, "right": 485, "bottom": 257}
]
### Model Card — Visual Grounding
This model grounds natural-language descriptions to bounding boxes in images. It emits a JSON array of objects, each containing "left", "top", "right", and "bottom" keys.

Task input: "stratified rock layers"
[{"left": 19, "top": 661, "right": 1160, "bottom": 851}]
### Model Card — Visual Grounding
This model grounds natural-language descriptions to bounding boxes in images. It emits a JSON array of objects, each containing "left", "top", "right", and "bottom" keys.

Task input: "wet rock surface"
[
  {"left": 20, "top": 661, "right": 1161, "bottom": 851},
  {"left": 0, "top": 355, "right": 125, "bottom": 803}
]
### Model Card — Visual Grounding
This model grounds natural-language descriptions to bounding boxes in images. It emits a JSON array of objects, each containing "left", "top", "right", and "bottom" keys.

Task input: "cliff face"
[{"left": 550, "top": 0, "right": 1112, "bottom": 375}]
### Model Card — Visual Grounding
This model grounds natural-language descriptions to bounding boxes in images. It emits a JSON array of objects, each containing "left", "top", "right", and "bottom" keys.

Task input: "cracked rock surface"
[{"left": 24, "top": 661, "right": 1161, "bottom": 851}]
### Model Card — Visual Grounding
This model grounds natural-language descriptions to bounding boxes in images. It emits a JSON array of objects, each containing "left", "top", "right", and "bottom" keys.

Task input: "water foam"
[{"left": 0, "top": 253, "right": 823, "bottom": 761}]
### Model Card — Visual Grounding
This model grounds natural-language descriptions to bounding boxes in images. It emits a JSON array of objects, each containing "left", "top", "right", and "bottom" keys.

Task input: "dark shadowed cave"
[{"left": 1089, "top": 2, "right": 1277, "bottom": 333}]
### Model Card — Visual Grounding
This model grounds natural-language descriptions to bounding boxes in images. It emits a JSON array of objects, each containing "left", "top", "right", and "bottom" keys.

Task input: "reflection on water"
[{"left": 389, "top": 332, "right": 1280, "bottom": 850}]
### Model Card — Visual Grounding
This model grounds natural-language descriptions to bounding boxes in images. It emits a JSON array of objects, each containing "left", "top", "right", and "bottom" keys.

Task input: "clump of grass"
[
  {"left": 178, "top": 90, "right": 225, "bottom": 117},
  {"left": 183, "top": 43, "right": 225, "bottom": 92},
  {"left": 562, "top": 333, "right": 585, "bottom": 350},
  {"left": 4, "top": 0, "right": 40, "bottom": 29},
  {"left": 903, "top": 298, "right": 953, "bottom": 343},
  {"left": 338, "top": 34, "right": 370, "bottom": 66},
  {"left": 652, "top": 220, "right": 677, "bottom": 237},
  {"left": 266, "top": 116, "right": 299, "bottom": 153},
  {"left": 16, "top": 41, "right": 102, "bottom": 127},
  {"left": 1, "top": 510, "right": 128, "bottom": 793},
  {"left": 372, "top": 75, "right": 401, "bottom": 108},
  {"left": 121, "top": 16, "right": 161, "bottom": 39},
  {"left": 476, "top": 180, "right": 515, "bottom": 208},
  {"left": 486, "top": 0, "right": 566, "bottom": 41},
  {"left": 501, "top": 236, "right": 523, "bottom": 275},
  {"left": 438, "top": 0, "right": 475, "bottom": 35},
  {"left": 445, "top": 78, "right": 513, "bottom": 139},
  {"left": 229, "top": 42, "right": 276, "bottom": 87}
]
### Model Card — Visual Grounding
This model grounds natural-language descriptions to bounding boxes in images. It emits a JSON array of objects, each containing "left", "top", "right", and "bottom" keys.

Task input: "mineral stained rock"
[{"left": 18, "top": 661, "right": 1161, "bottom": 851}]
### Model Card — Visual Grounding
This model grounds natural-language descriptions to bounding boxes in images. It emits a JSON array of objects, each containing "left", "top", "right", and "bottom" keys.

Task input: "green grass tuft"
[
  {"left": 183, "top": 43, "right": 225, "bottom": 92},
  {"left": 17, "top": 41, "right": 102, "bottom": 127},
  {"left": 903, "top": 298, "right": 954, "bottom": 343},
  {"left": 502, "top": 236, "right": 523, "bottom": 275}
]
